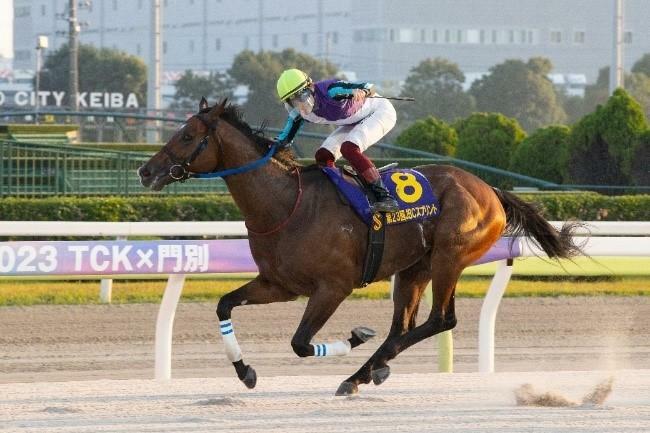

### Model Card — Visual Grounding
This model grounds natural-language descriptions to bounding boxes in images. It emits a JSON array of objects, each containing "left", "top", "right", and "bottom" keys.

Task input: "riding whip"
[{"left": 369, "top": 96, "right": 415, "bottom": 102}]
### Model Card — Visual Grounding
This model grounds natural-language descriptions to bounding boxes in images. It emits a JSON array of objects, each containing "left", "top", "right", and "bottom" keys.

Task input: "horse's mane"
[{"left": 210, "top": 103, "right": 302, "bottom": 171}]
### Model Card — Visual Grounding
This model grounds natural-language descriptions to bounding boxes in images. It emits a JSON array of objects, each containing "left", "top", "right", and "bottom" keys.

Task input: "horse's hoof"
[
  {"left": 335, "top": 381, "right": 358, "bottom": 396},
  {"left": 371, "top": 366, "right": 390, "bottom": 385},
  {"left": 352, "top": 326, "right": 377, "bottom": 343},
  {"left": 241, "top": 365, "right": 257, "bottom": 389}
]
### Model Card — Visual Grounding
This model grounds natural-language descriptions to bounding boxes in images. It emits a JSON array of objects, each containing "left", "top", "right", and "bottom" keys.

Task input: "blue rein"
[{"left": 193, "top": 142, "right": 279, "bottom": 179}]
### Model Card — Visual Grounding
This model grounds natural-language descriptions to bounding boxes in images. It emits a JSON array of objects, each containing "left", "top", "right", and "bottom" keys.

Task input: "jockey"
[{"left": 274, "top": 68, "right": 399, "bottom": 213}]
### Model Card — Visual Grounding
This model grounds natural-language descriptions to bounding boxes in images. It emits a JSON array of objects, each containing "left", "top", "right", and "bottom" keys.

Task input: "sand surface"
[
  {"left": 1, "top": 298, "right": 649, "bottom": 382},
  {"left": 1, "top": 297, "right": 649, "bottom": 432},
  {"left": 2, "top": 371, "right": 649, "bottom": 432}
]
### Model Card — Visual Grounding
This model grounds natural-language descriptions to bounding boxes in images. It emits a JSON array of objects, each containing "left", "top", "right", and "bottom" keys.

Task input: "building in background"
[
  {"left": 349, "top": 0, "right": 649, "bottom": 94},
  {"left": 11, "top": 0, "right": 650, "bottom": 96}
]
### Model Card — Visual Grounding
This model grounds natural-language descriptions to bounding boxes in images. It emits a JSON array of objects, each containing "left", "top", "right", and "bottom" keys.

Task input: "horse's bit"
[{"left": 163, "top": 113, "right": 219, "bottom": 182}]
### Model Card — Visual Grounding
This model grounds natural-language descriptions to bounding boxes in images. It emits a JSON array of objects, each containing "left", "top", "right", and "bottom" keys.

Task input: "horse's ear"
[
  {"left": 199, "top": 97, "right": 209, "bottom": 111},
  {"left": 208, "top": 97, "right": 228, "bottom": 119},
  {"left": 218, "top": 97, "right": 228, "bottom": 111}
]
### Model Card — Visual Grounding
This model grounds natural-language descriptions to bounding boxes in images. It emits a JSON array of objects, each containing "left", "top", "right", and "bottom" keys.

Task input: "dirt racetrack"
[
  {"left": 2, "top": 297, "right": 650, "bottom": 432},
  {"left": 1, "top": 297, "right": 649, "bottom": 382}
]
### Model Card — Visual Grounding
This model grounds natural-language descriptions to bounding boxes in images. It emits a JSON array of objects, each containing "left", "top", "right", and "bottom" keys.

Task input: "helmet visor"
[{"left": 288, "top": 88, "right": 315, "bottom": 115}]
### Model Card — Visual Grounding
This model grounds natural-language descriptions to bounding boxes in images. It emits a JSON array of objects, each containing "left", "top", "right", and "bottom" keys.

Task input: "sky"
[{"left": 0, "top": 0, "right": 13, "bottom": 59}]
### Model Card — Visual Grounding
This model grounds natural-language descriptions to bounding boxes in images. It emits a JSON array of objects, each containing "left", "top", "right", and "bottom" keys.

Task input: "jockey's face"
[{"left": 289, "top": 87, "right": 315, "bottom": 116}]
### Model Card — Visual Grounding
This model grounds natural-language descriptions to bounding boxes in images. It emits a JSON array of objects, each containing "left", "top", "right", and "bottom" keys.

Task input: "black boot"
[{"left": 369, "top": 178, "right": 399, "bottom": 213}]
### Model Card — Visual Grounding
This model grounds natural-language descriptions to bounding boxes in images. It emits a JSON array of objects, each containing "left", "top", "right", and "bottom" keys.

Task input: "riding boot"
[{"left": 368, "top": 178, "right": 399, "bottom": 213}]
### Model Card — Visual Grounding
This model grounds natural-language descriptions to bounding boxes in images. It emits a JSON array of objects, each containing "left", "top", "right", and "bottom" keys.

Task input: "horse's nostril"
[{"left": 139, "top": 166, "right": 151, "bottom": 178}]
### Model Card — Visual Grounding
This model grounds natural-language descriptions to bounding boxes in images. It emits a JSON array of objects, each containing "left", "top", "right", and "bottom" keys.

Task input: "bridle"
[
  {"left": 160, "top": 107, "right": 300, "bottom": 236},
  {"left": 163, "top": 112, "right": 217, "bottom": 182},
  {"left": 162, "top": 111, "right": 279, "bottom": 181}
]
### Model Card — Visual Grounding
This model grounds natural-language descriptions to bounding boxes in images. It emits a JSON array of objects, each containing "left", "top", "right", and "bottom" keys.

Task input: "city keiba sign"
[{"left": 0, "top": 91, "right": 140, "bottom": 108}]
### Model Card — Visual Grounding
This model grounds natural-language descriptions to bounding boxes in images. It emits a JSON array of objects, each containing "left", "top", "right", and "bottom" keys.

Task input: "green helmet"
[{"left": 276, "top": 69, "right": 312, "bottom": 101}]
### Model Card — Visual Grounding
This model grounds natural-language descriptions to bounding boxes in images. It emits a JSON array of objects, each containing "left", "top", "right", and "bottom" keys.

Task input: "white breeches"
[{"left": 319, "top": 97, "right": 397, "bottom": 160}]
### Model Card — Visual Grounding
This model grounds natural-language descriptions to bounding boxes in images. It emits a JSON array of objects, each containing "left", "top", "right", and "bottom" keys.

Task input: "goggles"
[{"left": 288, "top": 88, "right": 315, "bottom": 114}]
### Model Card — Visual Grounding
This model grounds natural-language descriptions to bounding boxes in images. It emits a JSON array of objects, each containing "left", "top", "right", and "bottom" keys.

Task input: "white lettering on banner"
[
  {"left": 110, "top": 93, "right": 123, "bottom": 108},
  {"left": 78, "top": 92, "right": 87, "bottom": 107},
  {"left": 157, "top": 244, "right": 210, "bottom": 272},
  {"left": 183, "top": 244, "right": 209, "bottom": 272},
  {"left": 90, "top": 245, "right": 111, "bottom": 271},
  {"left": 158, "top": 244, "right": 183, "bottom": 272},
  {"left": 37, "top": 91, "right": 51, "bottom": 106},
  {"left": 52, "top": 91, "right": 65, "bottom": 106},
  {"left": 69, "top": 245, "right": 90, "bottom": 271},
  {"left": 1, "top": 90, "right": 138, "bottom": 108},
  {"left": 112, "top": 245, "right": 133, "bottom": 271},
  {"left": 15, "top": 91, "right": 28, "bottom": 106},
  {"left": 39, "top": 245, "right": 58, "bottom": 272},
  {"left": 90, "top": 92, "right": 102, "bottom": 108},
  {"left": 16, "top": 246, "right": 37, "bottom": 272},
  {"left": 136, "top": 248, "right": 154, "bottom": 269},
  {"left": 0, "top": 245, "right": 58, "bottom": 273},
  {"left": 126, "top": 93, "right": 139, "bottom": 108},
  {"left": 0, "top": 246, "right": 17, "bottom": 272}
]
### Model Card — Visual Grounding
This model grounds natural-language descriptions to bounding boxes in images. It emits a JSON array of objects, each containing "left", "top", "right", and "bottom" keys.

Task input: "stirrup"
[
  {"left": 377, "top": 162, "right": 398, "bottom": 173},
  {"left": 372, "top": 197, "right": 399, "bottom": 213}
]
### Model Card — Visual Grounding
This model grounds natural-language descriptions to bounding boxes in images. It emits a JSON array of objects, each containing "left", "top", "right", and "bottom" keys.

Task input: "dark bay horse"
[{"left": 138, "top": 98, "right": 581, "bottom": 395}]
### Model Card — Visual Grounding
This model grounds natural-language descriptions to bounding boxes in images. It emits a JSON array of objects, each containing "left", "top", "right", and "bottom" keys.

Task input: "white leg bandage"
[
  {"left": 220, "top": 319, "right": 242, "bottom": 362},
  {"left": 312, "top": 340, "right": 352, "bottom": 357}
]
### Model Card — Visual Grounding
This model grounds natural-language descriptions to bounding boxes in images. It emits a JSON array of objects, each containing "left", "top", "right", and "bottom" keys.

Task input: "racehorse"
[{"left": 138, "top": 98, "right": 582, "bottom": 395}]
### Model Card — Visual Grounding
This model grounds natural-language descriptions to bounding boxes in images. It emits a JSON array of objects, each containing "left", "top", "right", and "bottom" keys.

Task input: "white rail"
[
  {"left": 1, "top": 220, "right": 648, "bottom": 378},
  {"left": 1, "top": 220, "right": 647, "bottom": 236},
  {"left": 478, "top": 233, "right": 650, "bottom": 373},
  {"left": 0, "top": 221, "right": 248, "bottom": 236}
]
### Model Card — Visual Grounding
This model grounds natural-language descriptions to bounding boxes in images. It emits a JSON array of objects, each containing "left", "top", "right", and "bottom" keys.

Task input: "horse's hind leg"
[
  {"left": 216, "top": 276, "right": 297, "bottom": 389},
  {"left": 336, "top": 256, "right": 432, "bottom": 395},
  {"left": 365, "top": 251, "right": 464, "bottom": 386}
]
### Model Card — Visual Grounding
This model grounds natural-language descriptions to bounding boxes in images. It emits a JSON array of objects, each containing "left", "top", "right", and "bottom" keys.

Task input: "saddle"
[
  {"left": 321, "top": 164, "right": 440, "bottom": 227},
  {"left": 321, "top": 164, "right": 440, "bottom": 286}
]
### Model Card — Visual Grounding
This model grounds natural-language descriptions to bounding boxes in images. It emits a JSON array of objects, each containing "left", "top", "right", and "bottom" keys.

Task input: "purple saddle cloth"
[{"left": 322, "top": 166, "right": 441, "bottom": 226}]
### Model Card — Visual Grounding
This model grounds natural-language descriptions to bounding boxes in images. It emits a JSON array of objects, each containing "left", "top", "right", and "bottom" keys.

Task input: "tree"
[
  {"left": 454, "top": 112, "right": 526, "bottom": 170},
  {"left": 228, "top": 49, "right": 338, "bottom": 126},
  {"left": 581, "top": 66, "right": 650, "bottom": 120},
  {"left": 632, "top": 53, "right": 650, "bottom": 76},
  {"left": 581, "top": 66, "right": 610, "bottom": 114},
  {"left": 631, "top": 130, "right": 650, "bottom": 186},
  {"left": 398, "top": 58, "right": 474, "bottom": 125},
  {"left": 395, "top": 116, "right": 457, "bottom": 156},
  {"left": 509, "top": 125, "right": 570, "bottom": 183},
  {"left": 39, "top": 44, "right": 147, "bottom": 107},
  {"left": 169, "top": 70, "right": 234, "bottom": 112},
  {"left": 567, "top": 89, "right": 647, "bottom": 185},
  {"left": 469, "top": 57, "right": 567, "bottom": 131}
]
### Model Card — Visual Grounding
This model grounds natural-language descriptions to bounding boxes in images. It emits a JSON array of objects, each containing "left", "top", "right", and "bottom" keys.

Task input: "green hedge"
[
  {"left": 0, "top": 192, "right": 647, "bottom": 221},
  {"left": 0, "top": 123, "right": 79, "bottom": 135},
  {"left": 517, "top": 192, "right": 650, "bottom": 220},
  {"left": 0, "top": 196, "right": 242, "bottom": 222}
]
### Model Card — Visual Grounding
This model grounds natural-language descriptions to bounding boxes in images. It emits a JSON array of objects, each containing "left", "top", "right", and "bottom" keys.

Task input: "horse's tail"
[{"left": 493, "top": 187, "right": 584, "bottom": 259}]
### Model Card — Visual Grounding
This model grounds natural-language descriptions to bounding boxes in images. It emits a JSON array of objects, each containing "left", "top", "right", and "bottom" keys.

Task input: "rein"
[
  {"left": 246, "top": 167, "right": 303, "bottom": 236},
  {"left": 164, "top": 109, "right": 301, "bottom": 236}
]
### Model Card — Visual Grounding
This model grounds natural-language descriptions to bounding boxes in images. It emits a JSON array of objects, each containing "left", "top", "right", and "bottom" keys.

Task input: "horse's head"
[{"left": 138, "top": 97, "right": 226, "bottom": 191}]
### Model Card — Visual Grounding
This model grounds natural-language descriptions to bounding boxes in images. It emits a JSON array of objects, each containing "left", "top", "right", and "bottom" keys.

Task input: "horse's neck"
[{"left": 220, "top": 134, "right": 297, "bottom": 231}]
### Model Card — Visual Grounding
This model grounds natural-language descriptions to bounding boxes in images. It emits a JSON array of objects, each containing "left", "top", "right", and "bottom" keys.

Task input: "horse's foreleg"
[
  {"left": 336, "top": 256, "right": 431, "bottom": 396},
  {"left": 216, "top": 276, "right": 296, "bottom": 388},
  {"left": 290, "top": 287, "right": 353, "bottom": 358}
]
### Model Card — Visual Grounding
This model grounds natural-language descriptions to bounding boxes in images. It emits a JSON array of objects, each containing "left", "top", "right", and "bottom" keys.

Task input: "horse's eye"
[{"left": 182, "top": 133, "right": 192, "bottom": 141}]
